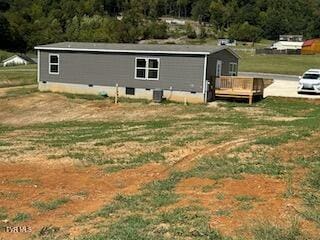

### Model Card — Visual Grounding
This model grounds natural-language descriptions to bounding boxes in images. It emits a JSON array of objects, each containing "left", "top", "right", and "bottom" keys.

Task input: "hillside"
[{"left": 1, "top": 0, "right": 320, "bottom": 52}]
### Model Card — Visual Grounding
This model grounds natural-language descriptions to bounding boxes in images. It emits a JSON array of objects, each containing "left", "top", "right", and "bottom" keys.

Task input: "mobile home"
[{"left": 35, "top": 42, "right": 239, "bottom": 103}]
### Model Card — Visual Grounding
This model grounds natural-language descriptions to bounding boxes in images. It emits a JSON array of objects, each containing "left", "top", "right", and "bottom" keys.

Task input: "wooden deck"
[{"left": 214, "top": 76, "right": 271, "bottom": 104}]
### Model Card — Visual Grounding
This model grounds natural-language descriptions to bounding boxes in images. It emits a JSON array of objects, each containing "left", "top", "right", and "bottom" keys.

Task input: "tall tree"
[
  {"left": 0, "top": 13, "right": 11, "bottom": 49},
  {"left": 209, "top": 0, "right": 227, "bottom": 31},
  {"left": 1, "top": 0, "right": 320, "bottom": 51},
  {"left": 191, "top": 0, "right": 211, "bottom": 23}
]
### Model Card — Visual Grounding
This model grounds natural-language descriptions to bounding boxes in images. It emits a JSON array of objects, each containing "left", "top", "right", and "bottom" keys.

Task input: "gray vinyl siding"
[
  {"left": 40, "top": 51, "right": 206, "bottom": 93},
  {"left": 206, "top": 49, "right": 239, "bottom": 80}
]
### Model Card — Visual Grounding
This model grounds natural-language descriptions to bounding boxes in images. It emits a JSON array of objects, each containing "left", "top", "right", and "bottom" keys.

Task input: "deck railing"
[
  {"left": 213, "top": 76, "right": 271, "bottom": 104},
  {"left": 215, "top": 76, "right": 265, "bottom": 93}
]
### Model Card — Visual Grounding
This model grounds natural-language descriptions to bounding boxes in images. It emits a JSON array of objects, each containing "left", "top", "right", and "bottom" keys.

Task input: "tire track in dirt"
[
  {"left": 168, "top": 132, "right": 264, "bottom": 172},
  {"left": 167, "top": 127, "right": 284, "bottom": 173}
]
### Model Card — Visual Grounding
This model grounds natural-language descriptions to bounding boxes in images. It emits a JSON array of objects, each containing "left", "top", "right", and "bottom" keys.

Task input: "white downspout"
[
  {"left": 202, "top": 54, "right": 208, "bottom": 104},
  {"left": 37, "top": 50, "right": 40, "bottom": 83}
]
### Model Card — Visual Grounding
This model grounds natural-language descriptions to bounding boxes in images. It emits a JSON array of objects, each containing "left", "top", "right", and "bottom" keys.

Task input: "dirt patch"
[
  {"left": 235, "top": 107, "right": 266, "bottom": 114},
  {"left": 0, "top": 161, "right": 168, "bottom": 239},
  {"left": 234, "top": 107, "right": 307, "bottom": 122},
  {"left": 270, "top": 133, "right": 320, "bottom": 162},
  {"left": 175, "top": 175, "right": 315, "bottom": 238},
  {"left": 267, "top": 116, "right": 306, "bottom": 122},
  {"left": 0, "top": 92, "right": 180, "bottom": 126}
]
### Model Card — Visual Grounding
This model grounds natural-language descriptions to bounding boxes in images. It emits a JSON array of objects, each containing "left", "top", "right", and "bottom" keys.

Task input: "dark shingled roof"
[
  {"left": 17, "top": 54, "right": 36, "bottom": 63},
  {"left": 35, "top": 42, "right": 239, "bottom": 57}
]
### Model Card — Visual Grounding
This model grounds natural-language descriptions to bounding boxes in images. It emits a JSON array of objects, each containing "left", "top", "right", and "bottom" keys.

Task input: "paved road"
[
  {"left": 240, "top": 72, "right": 320, "bottom": 99},
  {"left": 263, "top": 79, "right": 320, "bottom": 99},
  {"left": 239, "top": 72, "right": 299, "bottom": 82}
]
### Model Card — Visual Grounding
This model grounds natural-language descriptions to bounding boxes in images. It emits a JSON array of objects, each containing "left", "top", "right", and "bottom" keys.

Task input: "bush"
[
  {"left": 229, "top": 22, "right": 262, "bottom": 43},
  {"left": 199, "top": 27, "right": 207, "bottom": 39},
  {"left": 143, "top": 22, "right": 168, "bottom": 39},
  {"left": 186, "top": 24, "right": 197, "bottom": 39}
]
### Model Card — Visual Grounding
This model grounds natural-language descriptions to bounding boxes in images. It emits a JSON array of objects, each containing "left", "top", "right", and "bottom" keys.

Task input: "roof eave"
[{"left": 34, "top": 46, "right": 211, "bottom": 55}]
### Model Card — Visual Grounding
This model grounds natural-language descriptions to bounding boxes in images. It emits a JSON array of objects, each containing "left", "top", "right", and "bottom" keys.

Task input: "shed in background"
[{"left": 302, "top": 38, "right": 320, "bottom": 55}]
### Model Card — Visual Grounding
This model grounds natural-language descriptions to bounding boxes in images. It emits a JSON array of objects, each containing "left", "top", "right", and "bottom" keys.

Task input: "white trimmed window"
[
  {"left": 229, "top": 62, "right": 238, "bottom": 76},
  {"left": 135, "top": 58, "right": 160, "bottom": 80},
  {"left": 49, "top": 54, "right": 59, "bottom": 74}
]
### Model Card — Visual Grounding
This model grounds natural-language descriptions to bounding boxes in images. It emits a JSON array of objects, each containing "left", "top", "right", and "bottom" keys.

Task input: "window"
[
  {"left": 49, "top": 54, "right": 59, "bottom": 74},
  {"left": 135, "top": 58, "right": 160, "bottom": 80},
  {"left": 126, "top": 87, "right": 135, "bottom": 95},
  {"left": 229, "top": 62, "right": 238, "bottom": 76},
  {"left": 303, "top": 74, "right": 320, "bottom": 79}
]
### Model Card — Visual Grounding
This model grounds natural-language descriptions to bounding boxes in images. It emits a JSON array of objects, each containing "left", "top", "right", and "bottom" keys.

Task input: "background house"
[
  {"left": 2, "top": 54, "right": 36, "bottom": 67},
  {"left": 271, "top": 41, "right": 303, "bottom": 51},
  {"left": 218, "top": 39, "right": 237, "bottom": 47},
  {"left": 302, "top": 38, "right": 320, "bottom": 55},
  {"left": 35, "top": 42, "right": 239, "bottom": 103},
  {"left": 163, "top": 18, "right": 186, "bottom": 25},
  {"left": 279, "top": 35, "right": 303, "bottom": 42}
]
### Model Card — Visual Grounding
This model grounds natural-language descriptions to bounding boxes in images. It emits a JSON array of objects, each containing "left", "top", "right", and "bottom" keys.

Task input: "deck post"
[
  {"left": 115, "top": 84, "right": 119, "bottom": 104},
  {"left": 212, "top": 76, "right": 216, "bottom": 101},
  {"left": 250, "top": 78, "right": 254, "bottom": 92}
]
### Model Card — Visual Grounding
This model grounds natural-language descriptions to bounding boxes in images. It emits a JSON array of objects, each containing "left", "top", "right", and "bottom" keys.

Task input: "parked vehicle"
[{"left": 298, "top": 69, "right": 320, "bottom": 94}]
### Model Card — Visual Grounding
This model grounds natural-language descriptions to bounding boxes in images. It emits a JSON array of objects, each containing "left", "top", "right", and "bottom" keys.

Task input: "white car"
[{"left": 298, "top": 69, "right": 320, "bottom": 94}]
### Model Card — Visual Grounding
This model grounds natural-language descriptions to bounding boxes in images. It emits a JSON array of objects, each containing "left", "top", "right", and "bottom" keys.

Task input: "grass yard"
[
  {"left": 0, "top": 87, "right": 319, "bottom": 240},
  {"left": 238, "top": 50, "right": 320, "bottom": 75},
  {"left": 0, "top": 49, "right": 37, "bottom": 87},
  {"left": 0, "top": 64, "right": 37, "bottom": 88}
]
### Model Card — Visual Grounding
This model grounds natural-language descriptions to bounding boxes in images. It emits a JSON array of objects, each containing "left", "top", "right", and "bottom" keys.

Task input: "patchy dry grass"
[
  {"left": 0, "top": 90, "right": 320, "bottom": 239},
  {"left": 32, "top": 197, "right": 70, "bottom": 212},
  {"left": 252, "top": 220, "right": 305, "bottom": 240},
  {"left": 12, "top": 212, "right": 31, "bottom": 222},
  {"left": 0, "top": 65, "right": 37, "bottom": 87}
]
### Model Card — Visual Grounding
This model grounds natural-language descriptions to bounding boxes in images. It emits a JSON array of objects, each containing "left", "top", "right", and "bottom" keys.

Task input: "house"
[
  {"left": 2, "top": 54, "right": 36, "bottom": 67},
  {"left": 271, "top": 41, "right": 303, "bottom": 51},
  {"left": 34, "top": 42, "right": 239, "bottom": 103},
  {"left": 217, "top": 39, "right": 237, "bottom": 47},
  {"left": 161, "top": 17, "right": 186, "bottom": 25},
  {"left": 279, "top": 35, "right": 303, "bottom": 42},
  {"left": 301, "top": 38, "right": 320, "bottom": 55}
]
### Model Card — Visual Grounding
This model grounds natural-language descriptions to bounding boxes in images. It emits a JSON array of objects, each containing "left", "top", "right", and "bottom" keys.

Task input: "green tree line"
[{"left": 1, "top": 0, "right": 320, "bottom": 52}]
